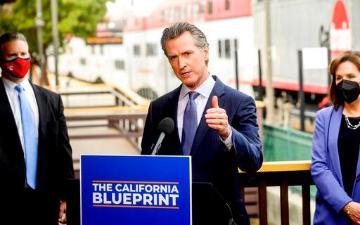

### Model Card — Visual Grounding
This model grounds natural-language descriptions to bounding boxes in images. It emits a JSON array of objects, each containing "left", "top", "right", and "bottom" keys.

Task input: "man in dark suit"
[
  {"left": 0, "top": 32, "right": 74, "bottom": 225},
  {"left": 141, "top": 22, "right": 263, "bottom": 225}
]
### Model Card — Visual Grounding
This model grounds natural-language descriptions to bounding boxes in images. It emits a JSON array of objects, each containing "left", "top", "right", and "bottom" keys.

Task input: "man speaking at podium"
[
  {"left": 0, "top": 32, "right": 74, "bottom": 225},
  {"left": 141, "top": 22, "right": 263, "bottom": 225}
]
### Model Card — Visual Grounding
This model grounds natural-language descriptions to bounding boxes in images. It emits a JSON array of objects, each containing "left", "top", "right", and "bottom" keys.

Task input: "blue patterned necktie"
[
  {"left": 15, "top": 85, "right": 38, "bottom": 189},
  {"left": 181, "top": 91, "right": 200, "bottom": 155}
]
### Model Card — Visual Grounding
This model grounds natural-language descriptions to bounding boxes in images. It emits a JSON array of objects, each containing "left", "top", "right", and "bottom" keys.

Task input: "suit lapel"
[
  {"left": 0, "top": 78, "right": 25, "bottom": 162},
  {"left": 30, "top": 83, "right": 49, "bottom": 179},
  {"left": 0, "top": 79, "right": 17, "bottom": 130},
  {"left": 0, "top": 79, "right": 23, "bottom": 146},
  {"left": 191, "top": 77, "right": 225, "bottom": 155},
  {"left": 328, "top": 107, "right": 343, "bottom": 184},
  {"left": 166, "top": 86, "right": 182, "bottom": 153},
  {"left": 356, "top": 145, "right": 360, "bottom": 183},
  {"left": 31, "top": 83, "right": 47, "bottom": 138}
]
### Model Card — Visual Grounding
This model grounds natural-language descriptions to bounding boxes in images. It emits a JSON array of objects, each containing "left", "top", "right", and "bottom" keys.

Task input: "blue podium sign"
[{"left": 81, "top": 155, "right": 192, "bottom": 225}]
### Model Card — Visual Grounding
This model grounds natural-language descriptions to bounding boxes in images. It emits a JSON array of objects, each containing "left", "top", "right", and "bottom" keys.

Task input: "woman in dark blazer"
[{"left": 311, "top": 51, "right": 360, "bottom": 225}]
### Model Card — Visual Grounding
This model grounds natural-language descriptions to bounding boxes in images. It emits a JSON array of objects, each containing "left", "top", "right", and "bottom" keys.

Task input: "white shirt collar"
[
  {"left": 179, "top": 75, "right": 215, "bottom": 99},
  {"left": 3, "top": 78, "right": 32, "bottom": 92},
  {"left": 2, "top": 77, "right": 18, "bottom": 91}
]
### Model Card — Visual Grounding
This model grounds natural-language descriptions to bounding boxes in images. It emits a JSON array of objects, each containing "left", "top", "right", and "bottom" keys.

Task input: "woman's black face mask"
[{"left": 336, "top": 79, "right": 360, "bottom": 104}]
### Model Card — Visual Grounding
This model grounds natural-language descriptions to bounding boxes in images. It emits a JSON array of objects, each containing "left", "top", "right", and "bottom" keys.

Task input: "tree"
[
  {"left": 0, "top": 0, "right": 111, "bottom": 84},
  {"left": 0, "top": 0, "right": 16, "bottom": 5}
]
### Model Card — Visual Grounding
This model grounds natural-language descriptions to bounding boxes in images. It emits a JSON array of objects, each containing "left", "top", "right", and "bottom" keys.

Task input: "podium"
[
  {"left": 81, "top": 155, "right": 191, "bottom": 225},
  {"left": 193, "top": 182, "right": 235, "bottom": 225},
  {"left": 70, "top": 181, "right": 235, "bottom": 225},
  {"left": 79, "top": 155, "right": 236, "bottom": 225}
]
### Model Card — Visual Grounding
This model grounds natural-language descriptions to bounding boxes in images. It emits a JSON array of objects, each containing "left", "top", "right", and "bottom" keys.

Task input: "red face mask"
[{"left": 0, "top": 57, "right": 31, "bottom": 79}]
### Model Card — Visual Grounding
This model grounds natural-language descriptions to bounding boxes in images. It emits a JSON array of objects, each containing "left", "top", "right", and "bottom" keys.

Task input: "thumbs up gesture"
[{"left": 205, "top": 96, "right": 231, "bottom": 140}]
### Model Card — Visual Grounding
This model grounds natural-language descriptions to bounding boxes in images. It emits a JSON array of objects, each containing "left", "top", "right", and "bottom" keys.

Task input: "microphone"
[{"left": 151, "top": 117, "right": 175, "bottom": 155}]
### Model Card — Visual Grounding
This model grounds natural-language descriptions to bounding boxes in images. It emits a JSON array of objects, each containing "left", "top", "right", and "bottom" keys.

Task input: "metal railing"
[
  {"left": 58, "top": 84, "right": 148, "bottom": 108},
  {"left": 60, "top": 82, "right": 149, "bottom": 151},
  {"left": 65, "top": 109, "right": 147, "bottom": 150}
]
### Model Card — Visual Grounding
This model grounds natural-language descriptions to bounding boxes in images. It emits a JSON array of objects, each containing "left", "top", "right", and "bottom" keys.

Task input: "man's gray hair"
[
  {"left": 0, "top": 32, "right": 28, "bottom": 58},
  {"left": 160, "top": 22, "right": 209, "bottom": 56}
]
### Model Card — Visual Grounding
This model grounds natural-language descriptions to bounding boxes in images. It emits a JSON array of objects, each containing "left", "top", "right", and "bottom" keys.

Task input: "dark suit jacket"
[
  {"left": 141, "top": 76, "right": 263, "bottom": 225},
  {"left": 0, "top": 78, "right": 74, "bottom": 224}
]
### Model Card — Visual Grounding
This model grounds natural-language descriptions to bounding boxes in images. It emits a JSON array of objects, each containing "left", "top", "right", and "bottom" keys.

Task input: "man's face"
[
  {"left": 1, "top": 39, "right": 30, "bottom": 61},
  {"left": 165, "top": 31, "right": 209, "bottom": 90},
  {"left": 0, "top": 39, "right": 30, "bottom": 82}
]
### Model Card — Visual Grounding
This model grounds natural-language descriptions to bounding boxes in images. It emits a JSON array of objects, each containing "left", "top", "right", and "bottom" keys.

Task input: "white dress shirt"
[
  {"left": 177, "top": 75, "right": 232, "bottom": 149},
  {"left": 3, "top": 78, "right": 39, "bottom": 151}
]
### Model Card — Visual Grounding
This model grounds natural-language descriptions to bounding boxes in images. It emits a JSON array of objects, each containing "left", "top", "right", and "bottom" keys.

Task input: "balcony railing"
[
  {"left": 67, "top": 161, "right": 313, "bottom": 225},
  {"left": 239, "top": 160, "right": 313, "bottom": 225}
]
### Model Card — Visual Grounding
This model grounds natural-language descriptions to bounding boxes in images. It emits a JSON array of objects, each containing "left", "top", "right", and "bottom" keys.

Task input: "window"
[
  {"left": 193, "top": 3, "right": 199, "bottom": 16},
  {"left": 163, "top": 10, "right": 168, "bottom": 22},
  {"left": 224, "top": 39, "right": 231, "bottom": 58},
  {"left": 133, "top": 45, "right": 141, "bottom": 56},
  {"left": 161, "top": 10, "right": 165, "bottom": 22},
  {"left": 80, "top": 57, "right": 86, "bottom": 65},
  {"left": 225, "top": 0, "right": 230, "bottom": 10},
  {"left": 114, "top": 60, "right": 125, "bottom": 70},
  {"left": 182, "top": 5, "right": 187, "bottom": 19},
  {"left": 190, "top": 4, "right": 194, "bottom": 18},
  {"left": 218, "top": 40, "right": 222, "bottom": 58},
  {"left": 137, "top": 87, "right": 158, "bottom": 100},
  {"left": 188, "top": 4, "right": 192, "bottom": 18},
  {"left": 99, "top": 45, "right": 104, "bottom": 55},
  {"left": 169, "top": 8, "right": 174, "bottom": 21},
  {"left": 146, "top": 43, "right": 157, "bottom": 56},
  {"left": 199, "top": 2, "right": 205, "bottom": 14},
  {"left": 207, "top": 0, "right": 213, "bottom": 14},
  {"left": 174, "top": 7, "right": 180, "bottom": 20}
]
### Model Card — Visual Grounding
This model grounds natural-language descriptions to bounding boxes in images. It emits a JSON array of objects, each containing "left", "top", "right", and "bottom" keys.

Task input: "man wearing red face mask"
[{"left": 0, "top": 32, "right": 74, "bottom": 225}]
